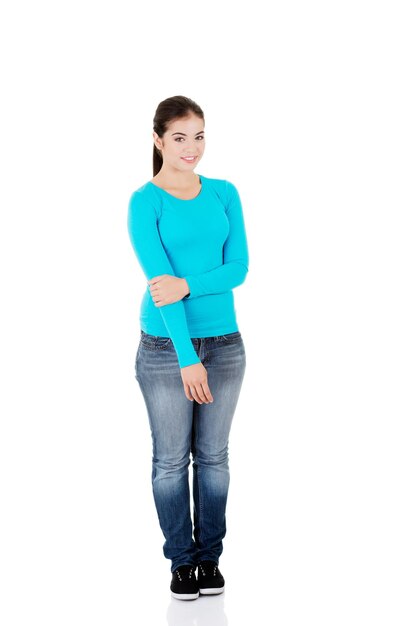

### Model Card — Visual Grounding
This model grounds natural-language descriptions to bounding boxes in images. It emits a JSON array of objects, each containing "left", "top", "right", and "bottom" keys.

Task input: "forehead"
[{"left": 167, "top": 114, "right": 204, "bottom": 133}]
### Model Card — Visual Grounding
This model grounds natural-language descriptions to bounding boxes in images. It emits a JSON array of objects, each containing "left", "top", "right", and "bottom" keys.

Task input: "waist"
[{"left": 139, "top": 290, "right": 240, "bottom": 337}]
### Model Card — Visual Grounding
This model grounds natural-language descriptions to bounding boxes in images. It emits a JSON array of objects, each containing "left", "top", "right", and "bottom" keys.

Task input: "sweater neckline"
[{"left": 148, "top": 174, "right": 204, "bottom": 202}]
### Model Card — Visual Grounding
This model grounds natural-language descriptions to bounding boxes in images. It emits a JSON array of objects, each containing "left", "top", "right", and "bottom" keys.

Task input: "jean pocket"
[
  {"left": 218, "top": 331, "right": 243, "bottom": 344},
  {"left": 140, "top": 333, "right": 172, "bottom": 351}
]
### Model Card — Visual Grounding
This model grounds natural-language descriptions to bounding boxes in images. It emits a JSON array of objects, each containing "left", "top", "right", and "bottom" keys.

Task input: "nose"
[{"left": 182, "top": 138, "right": 202, "bottom": 154}]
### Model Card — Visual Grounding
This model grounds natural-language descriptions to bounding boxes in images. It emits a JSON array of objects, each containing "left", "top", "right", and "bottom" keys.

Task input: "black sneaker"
[
  {"left": 197, "top": 560, "right": 225, "bottom": 595},
  {"left": 170, "top": 564, "right": 199, "bottom": 600}
]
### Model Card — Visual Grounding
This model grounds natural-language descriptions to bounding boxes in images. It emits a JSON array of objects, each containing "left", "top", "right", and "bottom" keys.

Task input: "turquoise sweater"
[{"left": 127, "top": 174, "right": 249, "bottom": 368}]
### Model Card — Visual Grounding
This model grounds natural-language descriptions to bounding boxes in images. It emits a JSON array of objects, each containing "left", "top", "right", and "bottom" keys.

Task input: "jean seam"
[
  {"left": 194, "top": 424, "right": 204, "bottom": 553},
  {"left": 219, "top": 332, "right": 242, "bottom": 344},
  {"left": 139, "top": 342, "right": 171, "bottom": 351}
]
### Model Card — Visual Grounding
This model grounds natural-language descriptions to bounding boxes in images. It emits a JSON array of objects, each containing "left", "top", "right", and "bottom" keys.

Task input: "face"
[{"left": 153, "top": 114, "right": 205, "bottom": 171}]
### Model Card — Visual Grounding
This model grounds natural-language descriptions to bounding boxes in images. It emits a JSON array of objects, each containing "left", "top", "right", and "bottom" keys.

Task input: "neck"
[{"left": 154, "top": 166, "right": 199, "bottom": 188}]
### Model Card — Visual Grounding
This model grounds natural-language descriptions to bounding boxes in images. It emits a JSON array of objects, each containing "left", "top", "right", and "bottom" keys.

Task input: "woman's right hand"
[{"left": 180, "top": 362, "right": 214, "bottom": 404}]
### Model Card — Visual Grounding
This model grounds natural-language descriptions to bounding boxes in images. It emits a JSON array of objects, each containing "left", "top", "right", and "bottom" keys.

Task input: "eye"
[
  {"left": 174, "top": 137, "right": 185, "bottom": 142},
  {"left": 196, "top": 135, "right": 204, "bottom": 140}
]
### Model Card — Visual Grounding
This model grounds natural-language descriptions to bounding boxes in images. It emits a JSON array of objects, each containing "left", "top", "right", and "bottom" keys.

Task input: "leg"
[
  {"left": 135, "top": 333, "right": 197, "bottom": 571},
  {"left": 191, "top": 334, "right": 246, "bottom": 563}
]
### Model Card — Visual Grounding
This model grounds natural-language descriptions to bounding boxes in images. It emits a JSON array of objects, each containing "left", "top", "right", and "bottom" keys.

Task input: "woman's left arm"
[{"left": 182, "top": 180, "right": 249, "bottom": 299}]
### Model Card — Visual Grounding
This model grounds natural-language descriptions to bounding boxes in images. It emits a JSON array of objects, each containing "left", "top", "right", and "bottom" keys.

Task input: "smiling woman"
[
  {"left": 152, "top": 114, "right": 206, "bottom": 197},
  {"left": 127, "top": 94, "right": 249, "bottom": 601}
]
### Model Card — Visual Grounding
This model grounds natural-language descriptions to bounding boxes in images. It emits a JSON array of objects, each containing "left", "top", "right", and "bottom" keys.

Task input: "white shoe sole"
[
  {"left": 199, "top": 587, "right": 225, "bottom": 595},
  {"left": 171, "top": 591, "right": 199, "bottom": 600}
]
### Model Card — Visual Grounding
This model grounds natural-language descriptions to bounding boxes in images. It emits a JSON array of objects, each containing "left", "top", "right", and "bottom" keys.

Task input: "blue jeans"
[{"left": 134, "top": 330, "right": 246, "bottom": 572}]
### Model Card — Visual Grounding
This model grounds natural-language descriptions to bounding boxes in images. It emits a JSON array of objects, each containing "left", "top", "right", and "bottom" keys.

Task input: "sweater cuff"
[
  {"left": 177, "top": 342, "right": 201, "bottom": 368},
  {"left": 183, "top": 275, "right": 203, "bottom": 299}
]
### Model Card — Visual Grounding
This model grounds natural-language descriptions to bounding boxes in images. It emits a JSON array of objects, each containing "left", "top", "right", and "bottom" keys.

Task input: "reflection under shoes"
[{"left": 166, "top": 593, "right": 228, "bottom": 626}]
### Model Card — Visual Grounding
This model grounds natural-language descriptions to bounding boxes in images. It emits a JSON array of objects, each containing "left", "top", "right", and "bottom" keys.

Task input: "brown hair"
[{"left": 152, "top": 95, "right": 205, "bottom": 176}]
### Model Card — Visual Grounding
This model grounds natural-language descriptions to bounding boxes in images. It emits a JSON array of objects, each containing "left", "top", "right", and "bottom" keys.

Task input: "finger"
[
  {"left": 200, "top": 382, "right": 213, "bottom": 403},
  {"left": 195, "top": 383, "right": 210, "bottom": 404},
  {"left": 183, "top": 384, "right": 194, "bottom": 401},
  {"left": 189, "top": 385, "right": 203, "bottom": 404}
]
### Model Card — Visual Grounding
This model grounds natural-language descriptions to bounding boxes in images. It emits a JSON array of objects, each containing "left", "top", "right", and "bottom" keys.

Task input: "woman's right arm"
[{"left": 127, "top": 189, "right": 201, "bottom": 369}]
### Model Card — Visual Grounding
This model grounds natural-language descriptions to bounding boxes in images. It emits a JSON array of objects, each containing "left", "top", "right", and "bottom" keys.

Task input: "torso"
[{"left": 150, "top": 174, "right": 202, "bottom": 201}]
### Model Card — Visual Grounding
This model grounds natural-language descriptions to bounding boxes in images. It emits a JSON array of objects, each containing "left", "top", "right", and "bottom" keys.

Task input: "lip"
[{"left": 181, "top": 156, "right": 197, "bottom": 162}]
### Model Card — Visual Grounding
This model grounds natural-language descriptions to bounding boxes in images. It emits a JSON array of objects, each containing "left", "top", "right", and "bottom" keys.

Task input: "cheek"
[{"left": 166, "top": 144, "right": 181, "bottom": 157}]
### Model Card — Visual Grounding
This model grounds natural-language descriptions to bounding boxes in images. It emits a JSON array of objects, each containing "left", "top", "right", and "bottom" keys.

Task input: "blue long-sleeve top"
[{"left": 127, "top": 174, "right": 249, "bottom": 368}]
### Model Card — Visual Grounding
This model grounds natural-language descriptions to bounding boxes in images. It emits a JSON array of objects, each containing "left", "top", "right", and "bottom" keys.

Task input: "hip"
[{"left": 134, "top": 330, "right": 246, "bottom": 376}]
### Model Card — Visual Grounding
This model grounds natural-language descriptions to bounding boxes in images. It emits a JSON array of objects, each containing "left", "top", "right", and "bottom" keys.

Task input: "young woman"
[{"left": 127, "top": 95, "right": 249, "bottom": 600}]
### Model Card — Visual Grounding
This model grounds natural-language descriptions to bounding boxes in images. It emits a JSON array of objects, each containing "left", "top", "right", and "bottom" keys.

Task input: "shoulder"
[
  {"left": 129, "top": 180, "right": 158, "bottom": 200},
  {"left": 200, "top": 174, "right": 240, "bottom": 200},
  {"left": 128, "top": 181, "right": 162, "bottom": 216}
]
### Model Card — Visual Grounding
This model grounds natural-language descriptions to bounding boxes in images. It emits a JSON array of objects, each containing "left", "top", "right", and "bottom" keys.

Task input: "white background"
[{"left": 1, "top": 1, "right": 417, "bottom": 624}]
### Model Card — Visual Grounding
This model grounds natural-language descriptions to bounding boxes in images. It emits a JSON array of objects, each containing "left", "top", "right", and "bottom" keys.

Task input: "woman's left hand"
[{"left": 148, "top": 274, "right": 190, "bottom": 307}]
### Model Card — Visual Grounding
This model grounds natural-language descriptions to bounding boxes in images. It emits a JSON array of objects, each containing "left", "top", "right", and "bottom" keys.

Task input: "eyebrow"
[{"left": 171, "top": 131, "right": 205, "bottom": 136}]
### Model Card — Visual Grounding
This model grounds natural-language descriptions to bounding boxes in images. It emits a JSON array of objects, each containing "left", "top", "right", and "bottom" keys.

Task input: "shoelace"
[
  {"left": 176, "top": 567, "right": 194, "bottom": 581},
  {"left": 199, "top": 563, "right": 218, "bottom": 577}
]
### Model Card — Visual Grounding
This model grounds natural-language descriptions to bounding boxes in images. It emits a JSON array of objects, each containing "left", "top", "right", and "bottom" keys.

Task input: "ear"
[{"left": 153, "top": 131, "right": 162, "bottom": 151}]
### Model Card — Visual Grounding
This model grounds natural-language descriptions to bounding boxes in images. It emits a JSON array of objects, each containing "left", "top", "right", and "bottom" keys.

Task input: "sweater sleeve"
[
  {"left": 127, "top": 189, "right": 201, "bottom": 369},
  {"left": 182, "top": 180, "right": 249, "bottom": 299}
]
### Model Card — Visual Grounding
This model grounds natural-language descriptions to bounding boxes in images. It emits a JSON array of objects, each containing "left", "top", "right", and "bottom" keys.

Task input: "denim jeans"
[{"left": 134, "top": 330, "right": 246, "bottom": 572}]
